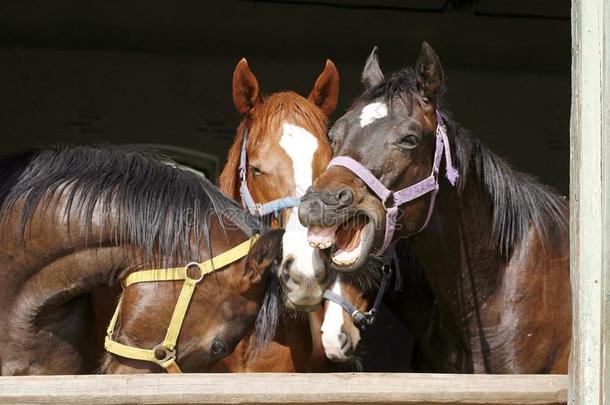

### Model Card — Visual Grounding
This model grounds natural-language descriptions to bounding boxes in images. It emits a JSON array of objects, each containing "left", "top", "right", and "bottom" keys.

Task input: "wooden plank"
[
  {"left": 602, "top": 0, "right": 610, "bottom": 402},
  {"left": 569, "top": 0, "right": 610, "bottom": 404},
  {"left": 0, "top": 373, "right": 567, "bottom": 405}
]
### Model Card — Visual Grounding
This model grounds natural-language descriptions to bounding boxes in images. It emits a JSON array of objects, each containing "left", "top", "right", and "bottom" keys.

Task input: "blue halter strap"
[{"left": 238, "top": 128, "right": 300, "bottom": 217}]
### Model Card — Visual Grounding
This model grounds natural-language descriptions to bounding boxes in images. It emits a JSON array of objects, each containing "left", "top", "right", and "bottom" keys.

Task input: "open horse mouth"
[{"left": 307, "top": 214, "right": 375, "bottom": 272}]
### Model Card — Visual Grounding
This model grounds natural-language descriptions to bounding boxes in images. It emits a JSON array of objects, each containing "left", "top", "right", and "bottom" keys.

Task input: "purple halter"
[{"left": 327, "top": 111, "right": 458, "bottom": 254}]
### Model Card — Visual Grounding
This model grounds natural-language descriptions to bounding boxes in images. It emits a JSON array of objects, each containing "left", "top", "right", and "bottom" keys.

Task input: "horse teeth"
[
  {"left": 309, "top": 240, "right": 333, "bottom": 249},
  {"left": 331, "top": 254, "right": 358, "bottom": 266},
  {"left": 331, "top": 244, "right": 362, "bottom": 266},
  {"left": 318, "top": 241, "right": 332, "bottom": 249}
]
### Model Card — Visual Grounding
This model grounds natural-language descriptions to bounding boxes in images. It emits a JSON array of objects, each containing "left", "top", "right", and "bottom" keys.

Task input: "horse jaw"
[{"left": 321, "top": 278, "right": 360, "bottom": 362}]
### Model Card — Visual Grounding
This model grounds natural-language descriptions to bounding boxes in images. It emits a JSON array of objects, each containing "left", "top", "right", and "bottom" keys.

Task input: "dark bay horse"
[
  {"left": 0, "top": 145, "right": 283, "bottom": 374},
  {"left": 300, "top": 43, "right": 570, "bottom": 373},
  {"left": 214, "top": 59, "right": 378, "bottom": 370}
]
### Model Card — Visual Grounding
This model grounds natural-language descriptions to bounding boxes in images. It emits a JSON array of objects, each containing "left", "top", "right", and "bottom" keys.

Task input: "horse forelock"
[
  {"left": 354, "top": 67, "right": 447, "bottom": 112},
  {"left": 250, "top": 92, "right": 328, "bottom": 146}
]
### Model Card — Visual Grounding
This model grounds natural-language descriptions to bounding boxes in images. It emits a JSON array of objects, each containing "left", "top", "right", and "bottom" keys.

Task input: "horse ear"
[
  {"left": 361, "top": 46, "right": 384, "bottom": 89},
  {"left": 308, "top": 60, "right": 339, "bottom": 116},
  {"left": 415, "top": 42, "right": 444, "bottom": 104},
  {"left": 244, "top": 230, "right": 284, "bottom": 284},
  {"left": 233, "top": 58, "right": 262, "bottom": 115}
]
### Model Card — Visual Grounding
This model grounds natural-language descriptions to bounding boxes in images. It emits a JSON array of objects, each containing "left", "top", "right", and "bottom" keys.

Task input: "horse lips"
[{"left": 307, "top": 218, "right": 366, "bottom": 266}]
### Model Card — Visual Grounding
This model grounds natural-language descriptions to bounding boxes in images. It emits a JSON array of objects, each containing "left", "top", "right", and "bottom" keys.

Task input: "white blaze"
[
  {"left": 321, "top": 278, "right": 346, "bottom": 357},
  {"left": 279, "top": 123, "right": 321, "bottom": 278},
  {"left": 360, "top": 102, "right": 388, "bottom": 127}
]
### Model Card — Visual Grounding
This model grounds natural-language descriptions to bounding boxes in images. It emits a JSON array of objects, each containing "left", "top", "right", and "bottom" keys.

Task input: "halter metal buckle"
[
  {"left": 382, "top": 192, "right": 395, "bottom": 211},
  {"left": 185, "top": 262, "right": 204, "bottom": 283},
  {"left": 351, "top": 309, "right": 375, "bottom": 330},
  {"left": 152, "top": 343, "right": 177, "bottom": 366}
]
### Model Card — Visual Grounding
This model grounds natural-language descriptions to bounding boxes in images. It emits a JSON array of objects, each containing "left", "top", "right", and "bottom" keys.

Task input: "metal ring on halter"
[
  {"left": 351, "top": 310, "right": 368, "bottom": 329},
  {"left": 364, "top": 309, "right": 376, "bottom": 325},
  {"left": 382, "top": 192, "right": 396, "bottom": 211},
  {"left": 185, "top": 262, "right": 204, "bottom": 283},
  {"left": 152, "top": 343, "right": 177, "bottom": 366}
]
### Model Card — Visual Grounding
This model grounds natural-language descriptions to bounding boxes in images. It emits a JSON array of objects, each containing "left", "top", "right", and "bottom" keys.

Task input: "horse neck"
[
  {"left": 0, "top": 207, "right": 130, "bottom": 374},
  {"left": 412, "top": 177, "right": 498, "bottom": 302},
  {"left": 408, "top": 176, "right": 508, "bottom": 372},
  {"left": 408, "top": 174, "right": 570, "bottom": 373}
]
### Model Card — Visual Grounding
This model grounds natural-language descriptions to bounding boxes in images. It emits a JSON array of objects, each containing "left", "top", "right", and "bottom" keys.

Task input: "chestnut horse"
[
  {"left": 0, "top": 145, "right": 283, "bottom": 374},
  {"left": 300, "top": 43, "right": 570, "bottom": 373},
  {"left": 214, "top": 59, "right": 378, "bottom": 370}
]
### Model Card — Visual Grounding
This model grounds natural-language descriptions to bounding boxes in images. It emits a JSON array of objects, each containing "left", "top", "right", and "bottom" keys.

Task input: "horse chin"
[
  {"left": 282, "top": 296, "right": 321, "bottom": 312},
  {"left": 280, "top": 287, "right": 323, "bottom": 312}
]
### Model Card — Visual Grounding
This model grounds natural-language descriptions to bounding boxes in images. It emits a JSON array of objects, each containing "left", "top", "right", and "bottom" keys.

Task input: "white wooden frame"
[{"left": 569, "top": 0, "right": 610, "bottom": 404}]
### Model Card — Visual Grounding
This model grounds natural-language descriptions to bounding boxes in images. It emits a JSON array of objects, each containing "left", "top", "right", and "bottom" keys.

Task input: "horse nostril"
[
  {"left": 338, "top": 332, "right": 349, "bottom": 349},
  {"left": 282, "top": 256, "right": 304, "bottom": 285},
  {"left": 337, "top": 189, "right": 353, "bottom": 207},
  {"left": 283, "top": 257, "right": 295, "bottom": 270}
]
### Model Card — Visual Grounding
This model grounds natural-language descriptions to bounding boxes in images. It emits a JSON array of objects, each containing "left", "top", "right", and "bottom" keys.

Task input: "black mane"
[
  {"left": 357, "top": 68, "right": 567, "bottom": 256},
  {"left": 443, "top": 115, "right": 568, "bottom": 256},
  {"left": 0, "top": 145, "right": 261, "bottom": 264}
]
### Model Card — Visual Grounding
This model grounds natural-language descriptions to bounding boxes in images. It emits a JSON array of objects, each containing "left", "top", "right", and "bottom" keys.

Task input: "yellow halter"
[{"left": 104, "top": 234, "right": 260, "bottom": 373}]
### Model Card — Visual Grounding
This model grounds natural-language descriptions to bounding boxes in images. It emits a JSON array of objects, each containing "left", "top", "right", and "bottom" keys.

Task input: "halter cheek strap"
[
  {"left": 104, "top": 235, "right": 259, "bottom": 373},
  {"left": 327, "top": 111, "right": 458, "bottom": 254},
  {"left": 239, "top": 129, "right": 300, "bottom": 216},
  {"left": 323, "top": 264, "right": 393, "bottom": 330}
]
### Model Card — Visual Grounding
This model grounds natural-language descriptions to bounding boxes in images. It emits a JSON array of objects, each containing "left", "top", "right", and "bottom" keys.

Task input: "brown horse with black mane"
[
  {"left": 0, "top": 145, "right": 283, "bottom": 374},
  {"left": 300, "top": 43, "right": 570, "bottom": 373}
]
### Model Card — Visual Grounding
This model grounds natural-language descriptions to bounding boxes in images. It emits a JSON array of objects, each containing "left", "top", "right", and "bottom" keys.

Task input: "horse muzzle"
[{"left": 298, "top": 187, "right": 354, "bottom": 228}]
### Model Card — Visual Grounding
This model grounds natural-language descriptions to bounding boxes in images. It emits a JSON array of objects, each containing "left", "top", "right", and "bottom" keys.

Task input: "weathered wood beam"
[{"left": 0, "top": 373, "right": 567, "bottom": 405}]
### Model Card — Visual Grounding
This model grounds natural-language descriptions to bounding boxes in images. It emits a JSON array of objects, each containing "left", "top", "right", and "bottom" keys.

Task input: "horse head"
[
  {"left": 219, "top": 58, "right": 338, "bottom": 310},
  {"left": 300, "top": 43, "right": 449, "bottom": 273},
  {"left": 103, "top": 220, "right": 284, "bottom": 373}
]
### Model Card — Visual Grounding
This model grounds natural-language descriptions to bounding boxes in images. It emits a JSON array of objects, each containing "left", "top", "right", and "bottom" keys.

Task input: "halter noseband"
[
  {"left": 323, "top": 264, "right": 393, "bottom": 330},
  {"left": 239, "top": 129, "right": 300, "bottom": 216},
  {"left": 105, "top": 235, "right": 259, "bottom": 373},
  {"left": 327, "top": 111, "right": 458, "bottom": 254}
]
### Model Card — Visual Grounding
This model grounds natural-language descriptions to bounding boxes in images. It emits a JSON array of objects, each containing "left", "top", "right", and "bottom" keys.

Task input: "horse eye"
[
  {"left": 249, "top": 165, "right": 263, "bottom": 176},
  {"left": 211, "top": 338, "right": 228, "bottom": 357},
  {"left": 397, "top": 134, "right": 419, "bottom": 149}
]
